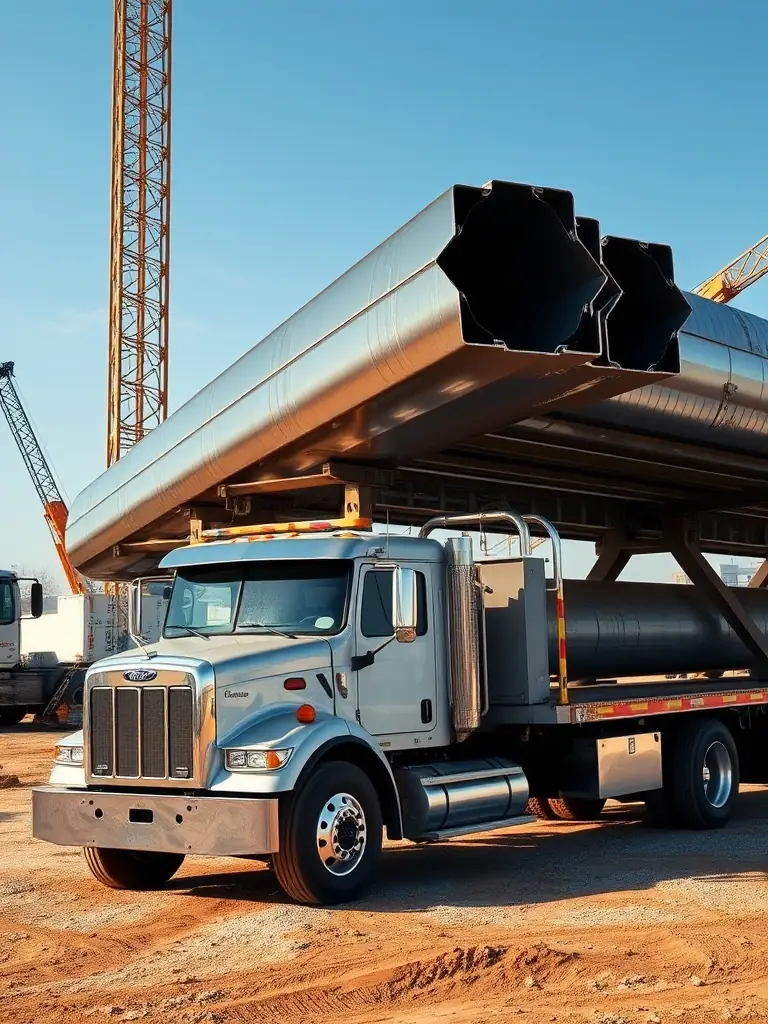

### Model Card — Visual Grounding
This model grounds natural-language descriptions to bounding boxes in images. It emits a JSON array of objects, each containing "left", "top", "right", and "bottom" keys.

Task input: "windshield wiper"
[
  {"left": 173, "top": 624, "right": 210, "bottom": 641},
  {"left": 238, "top": 622, "right": 296, "bottom": 640}
]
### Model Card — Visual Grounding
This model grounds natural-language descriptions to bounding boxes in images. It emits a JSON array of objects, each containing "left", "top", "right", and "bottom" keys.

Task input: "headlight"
[
  {"left": 225, "top": 748, "right": 292, "bottom": 771},
  {"left": 54, "top": 745, "right": 84, "bottom": 765}
]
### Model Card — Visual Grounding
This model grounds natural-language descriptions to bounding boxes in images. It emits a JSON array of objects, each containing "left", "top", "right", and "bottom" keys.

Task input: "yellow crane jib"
[{"left": 694, "top": 233, "right": 768, "bottom": 304}]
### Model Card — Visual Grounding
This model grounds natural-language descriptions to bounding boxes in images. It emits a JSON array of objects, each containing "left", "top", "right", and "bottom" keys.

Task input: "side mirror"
[
  {"left": 392, "top": 567, "right": 418, "bottom": 643},
  {"left": 30, "top": 582, "right": 44, "bottom": 619}
]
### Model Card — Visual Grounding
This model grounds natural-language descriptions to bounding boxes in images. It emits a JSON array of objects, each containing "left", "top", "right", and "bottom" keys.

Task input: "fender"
[{"left": 209, "top": 706, "right": 404, "bottom": 838}]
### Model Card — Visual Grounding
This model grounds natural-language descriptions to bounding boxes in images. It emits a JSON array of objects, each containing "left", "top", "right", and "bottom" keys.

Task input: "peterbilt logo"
[{"left": 123, "top": 669, "right": 158, "bottom": 682}]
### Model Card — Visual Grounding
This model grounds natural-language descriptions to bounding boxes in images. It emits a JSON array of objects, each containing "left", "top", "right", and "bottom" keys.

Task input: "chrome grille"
[
  {"left": 115, "top": 688, "right": 140, "bottom": 777},
  {"left": 141, "top": 688, "right": 166, "bottom": 778},
  {"left": 90, "top": 684, "right": 194, "bottom": 782},
  {"left": 168, "top": 687, "right": 194, "bottom": 780},
  {"left": 90, "top": 688, "right": 114, "bottom": 776}
]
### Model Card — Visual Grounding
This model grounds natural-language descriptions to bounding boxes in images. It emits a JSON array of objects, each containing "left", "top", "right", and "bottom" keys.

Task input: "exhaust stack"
[{"left": 446, "top": 535, "right": 484, "bottom": 741}]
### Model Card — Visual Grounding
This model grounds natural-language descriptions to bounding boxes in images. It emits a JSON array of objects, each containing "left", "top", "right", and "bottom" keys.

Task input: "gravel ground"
[{"left": 3, "top": 722, "right": 768, "bottom": 1024}]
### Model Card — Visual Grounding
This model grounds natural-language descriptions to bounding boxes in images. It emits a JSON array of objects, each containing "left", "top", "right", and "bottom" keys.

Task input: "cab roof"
[{"left": 158, "top": 532, "right": 442, "bottom": 571}]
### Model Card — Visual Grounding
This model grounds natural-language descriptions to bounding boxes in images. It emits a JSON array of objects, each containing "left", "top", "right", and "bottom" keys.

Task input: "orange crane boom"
[
  {"left": 0, "top": 362, "right": 88, "bottom": 596},
  {"left": 693, "top": 233, "right": 768, "bottom": 304}
]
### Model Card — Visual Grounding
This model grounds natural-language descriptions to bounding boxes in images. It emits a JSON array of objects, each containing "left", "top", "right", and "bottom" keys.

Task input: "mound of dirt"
[{"left": 0, "top": 768, "right": 21, "bottom": 788}]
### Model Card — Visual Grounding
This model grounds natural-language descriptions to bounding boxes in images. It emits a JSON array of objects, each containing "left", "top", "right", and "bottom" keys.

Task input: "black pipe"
[{"left": 548, "top": 580, "right": 768, "bottom": 679}]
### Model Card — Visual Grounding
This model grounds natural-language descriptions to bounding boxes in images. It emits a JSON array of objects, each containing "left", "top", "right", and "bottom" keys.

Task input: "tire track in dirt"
[
  {"left": 6, "top": 728, "right": 768, "bottom": 1024},
  {"left": 62, "top": 931, "right": 768, "bottom": 1024}
]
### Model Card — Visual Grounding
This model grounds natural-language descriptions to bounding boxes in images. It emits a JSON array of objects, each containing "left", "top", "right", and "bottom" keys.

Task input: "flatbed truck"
[
  {"left": 32, "top": 510, "right": 768, "bottom": 904},
  {"left": 28, "top": 177, "right": 768, "bottom": 903}
]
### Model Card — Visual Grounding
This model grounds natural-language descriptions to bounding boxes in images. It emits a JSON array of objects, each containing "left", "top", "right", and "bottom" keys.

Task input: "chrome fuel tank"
[{"left": 395, "top": 757, "right": 529, "bottom": 839}]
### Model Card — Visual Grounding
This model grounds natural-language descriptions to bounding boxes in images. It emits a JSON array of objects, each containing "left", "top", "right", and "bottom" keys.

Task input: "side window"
[
  {"left": 0, "top": 583, "right": 13, "bottom": 625},
  {"left": 360, "top": 570, "right": 428, "bottom": 638}
]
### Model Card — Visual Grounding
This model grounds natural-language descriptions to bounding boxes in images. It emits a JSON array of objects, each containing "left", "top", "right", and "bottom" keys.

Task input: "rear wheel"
[
  {"left": 526, "top": 797, "right": 559, "bottom": 820},
  {"left": 664, "top": 717, "right": 739, "bottom": 829},
  {"left": 0, "top": 707, "right": 27, "bottom": 727},
  {"left": 273, "top": 761, "right": 383, "bottom": 905},
  {"left": 83, "top": 847, "right": 185, "bottom": 889},
  {"left": 547, "top": 797, "right": 606, "bottom": 821}
]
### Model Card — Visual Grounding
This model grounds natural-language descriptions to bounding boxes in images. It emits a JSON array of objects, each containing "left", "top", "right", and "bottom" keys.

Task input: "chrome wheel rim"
[
  {"left": 703, "top": 740, "right": 732, "bottom": 808},
  {"left": 316, "top": 792, "right": 366, "bottom": 876}
]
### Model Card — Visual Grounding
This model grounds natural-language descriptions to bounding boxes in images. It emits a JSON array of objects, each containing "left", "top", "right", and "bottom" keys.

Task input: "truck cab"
[
  {"left": 158, "top": 534, "right": 448, "bottom": 747},
  {"left": 0, "top": 570, "right": 21, "bottom": 672},
  {"left": 0, "top": 570, "right": 44, "bottom": 725},
  {"left": 32, "top": 527, "right": 540, "bottom": 903}
]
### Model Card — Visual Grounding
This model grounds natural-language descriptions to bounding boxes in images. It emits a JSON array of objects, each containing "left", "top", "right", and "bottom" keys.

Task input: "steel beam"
[
  {"left": 666, "top": 518, "right": 768, "bottom": 662},
  {"left": 218, "top": 462, "right": 397, "bottom": 497},
  {"left": 749, "top": 561, "right": 768, "bottom": 589},
  {"left": 587, "top": 531, "right": 632, "bottom": 582}
]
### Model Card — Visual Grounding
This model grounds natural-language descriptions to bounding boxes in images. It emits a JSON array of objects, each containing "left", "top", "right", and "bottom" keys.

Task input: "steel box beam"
[{"left": 666, "top": 518, "right": 768, "bottom": 663}]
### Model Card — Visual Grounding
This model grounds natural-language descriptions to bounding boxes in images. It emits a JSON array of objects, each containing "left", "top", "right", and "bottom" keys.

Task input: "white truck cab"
[
  {"left": 0, "top": 570, "right": 44, "bottom": 725},
  {"left": 33, "top": 526, "right": 537, "bottom": 903},
  {"left": 0, "top": 570, "right": 21, "bottom": 672}
]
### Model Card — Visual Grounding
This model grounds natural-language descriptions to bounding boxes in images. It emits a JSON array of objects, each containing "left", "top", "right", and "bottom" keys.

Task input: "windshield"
[
  {"left": 164, "top": 560, "right": 351, "bottom": 638},
  {"left": 0, "top": 581, "right": 14, "bottom": 626}
]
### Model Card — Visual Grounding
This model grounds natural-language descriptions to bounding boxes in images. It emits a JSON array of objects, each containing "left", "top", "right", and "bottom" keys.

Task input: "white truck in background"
[{"left": 0, "top": 569, "right": 165, "bottom": 725}]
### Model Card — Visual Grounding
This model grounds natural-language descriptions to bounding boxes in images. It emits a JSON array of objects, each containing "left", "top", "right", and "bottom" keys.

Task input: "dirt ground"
[{"left": 3, "top": 725, "right": 768, "bottom": 1024}]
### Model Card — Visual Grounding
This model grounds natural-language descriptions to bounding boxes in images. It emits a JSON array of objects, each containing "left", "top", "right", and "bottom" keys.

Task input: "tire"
[
  {"left": 273, "top": 761, "right": 383, "bottom": 905},
  {"left": 547, "top": 797, "right": 606, "bottom": 821},
  {"left": 526, "top": 797, "right": 559, "bottom": 820},
  {"left": 83, "top": 847, "right": 185, "bottom": 890},
  {"left": 665, "top": 717, "right": 739, "bottom": 829},
  {"left": 0, "top": 707, "right": 27, "bottom": 727}
]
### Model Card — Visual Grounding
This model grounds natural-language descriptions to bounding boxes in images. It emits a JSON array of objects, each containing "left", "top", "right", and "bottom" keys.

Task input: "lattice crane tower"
[{"left": 107, "top": 0, "right": 172, "bottom": 466}]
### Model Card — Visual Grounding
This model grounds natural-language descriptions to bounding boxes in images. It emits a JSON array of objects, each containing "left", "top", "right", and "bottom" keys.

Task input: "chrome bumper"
[{"left": 32, "top": 786, "right": 280, "bottom": 856}]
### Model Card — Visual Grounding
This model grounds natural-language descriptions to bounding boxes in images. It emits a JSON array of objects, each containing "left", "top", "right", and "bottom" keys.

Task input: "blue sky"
[{"left": 1, "top": 0, "right": 767, "bottom": 587}]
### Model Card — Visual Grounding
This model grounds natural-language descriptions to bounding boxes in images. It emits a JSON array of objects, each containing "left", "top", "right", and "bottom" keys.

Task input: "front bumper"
[{"left": 32, "top": 786, "right": 280, "bottom": 856}]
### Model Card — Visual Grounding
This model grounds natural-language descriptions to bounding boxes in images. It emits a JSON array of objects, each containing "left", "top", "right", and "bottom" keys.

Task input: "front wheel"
[
  {"left": 273, "top": 761, "right": 383, "bottom": 905},
  {"left": 83, "top": 847, "right": 185, "bottom": 889}
]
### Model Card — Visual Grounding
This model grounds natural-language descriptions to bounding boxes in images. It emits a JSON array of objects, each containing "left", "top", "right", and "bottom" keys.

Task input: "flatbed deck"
[{"left": 499, "top": 674, "right": 768, "bottom": 725}]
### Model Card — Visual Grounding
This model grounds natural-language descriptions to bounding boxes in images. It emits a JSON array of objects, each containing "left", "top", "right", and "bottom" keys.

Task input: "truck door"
[
  {"left": 354, "top": 564, "right": 436, "bottom": 737},
  {"left": 0, "top": 578, "right": 19, "bottom": 668}
]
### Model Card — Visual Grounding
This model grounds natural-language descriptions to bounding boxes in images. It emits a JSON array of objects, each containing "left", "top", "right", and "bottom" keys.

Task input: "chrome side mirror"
[{"left": 392, "top": 566, "right": 418, "bottom": 643}]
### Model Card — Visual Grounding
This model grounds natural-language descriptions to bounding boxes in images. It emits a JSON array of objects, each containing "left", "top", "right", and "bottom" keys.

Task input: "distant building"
[
  {"left": 671, "top": 563, "right": 762, "bottom": 586},
  {"left": 719, "top": 563, "right": 761, "bottom": 587}
]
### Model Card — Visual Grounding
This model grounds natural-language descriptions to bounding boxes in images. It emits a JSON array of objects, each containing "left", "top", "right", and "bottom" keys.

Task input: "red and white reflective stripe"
[
  {"left": 556, "top": 591, "right": 568, "bottom": 703},
  {"left": 570, "top": 688, "right": 768, "bottom": 723}
]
